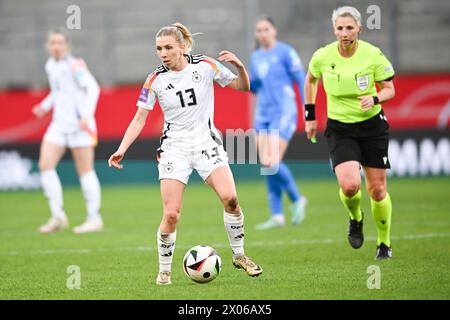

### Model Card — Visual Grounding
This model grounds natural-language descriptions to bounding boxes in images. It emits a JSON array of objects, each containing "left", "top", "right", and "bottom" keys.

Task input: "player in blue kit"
[{"left": 250, "top": 17, "right": 308, "bottom": 230}]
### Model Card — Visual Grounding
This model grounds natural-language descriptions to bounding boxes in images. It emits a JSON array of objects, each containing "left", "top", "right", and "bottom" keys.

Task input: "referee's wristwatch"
[{"left": 372, "top": 96, "right": 379, "bottom": 105}]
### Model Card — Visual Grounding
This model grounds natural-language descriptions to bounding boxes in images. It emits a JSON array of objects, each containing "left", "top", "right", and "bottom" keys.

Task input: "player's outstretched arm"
[
  {"left": 218, "top": 50, "right": 250, "bottom": 91},
  {"left": 108, "top": 107, "right": 150, "bottom": 169},
  {"left": 32, "top": 92, "right": 55, "bottom": 118}
]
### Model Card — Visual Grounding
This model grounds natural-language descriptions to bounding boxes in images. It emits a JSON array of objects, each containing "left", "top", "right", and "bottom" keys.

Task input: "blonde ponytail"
[{"left": 156, "top": 22, "right": 199, "bottom": 54}]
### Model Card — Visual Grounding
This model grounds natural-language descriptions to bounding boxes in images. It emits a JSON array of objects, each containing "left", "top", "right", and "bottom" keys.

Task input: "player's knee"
[
  {"left": 163, "top": 209, "right": 180, "bottom": 226},
  {"left": 370, "top": 185, "right": 387, "bottom": 201},
  {"left": 223, "top": 194, "right": 239, "bottom": 211},
  {"left": 341, "top": 181, "right": 360, "bottom": 197}
]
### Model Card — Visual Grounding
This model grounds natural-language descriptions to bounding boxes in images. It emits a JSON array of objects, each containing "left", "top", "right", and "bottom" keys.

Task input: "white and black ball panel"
[{"left": 183, "top": 245, "right": 222, "bottom": 283}]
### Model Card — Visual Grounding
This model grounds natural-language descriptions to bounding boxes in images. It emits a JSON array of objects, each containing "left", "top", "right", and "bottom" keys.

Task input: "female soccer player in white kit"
[
  {"left": 33, "top": 29, "right": 103, "bottom": 234},
  {"left": 108, "top": 23, "right": 263, "bottom": 285}
]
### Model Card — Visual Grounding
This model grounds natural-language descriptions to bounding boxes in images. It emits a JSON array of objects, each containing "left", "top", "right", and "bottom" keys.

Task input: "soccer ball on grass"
[{"left": 183, "top": 245, "right": 221, "bottom": 283}]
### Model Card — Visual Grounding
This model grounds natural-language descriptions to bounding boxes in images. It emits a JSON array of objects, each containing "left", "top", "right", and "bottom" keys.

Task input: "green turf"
[{"left": 0, "top": 177, "right": 449, "bottom": 300}]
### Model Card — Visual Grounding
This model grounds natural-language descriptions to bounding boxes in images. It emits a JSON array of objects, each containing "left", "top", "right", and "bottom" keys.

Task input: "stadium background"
[{"left": 0, "top": 0, "right": 449, "bottom": 188}]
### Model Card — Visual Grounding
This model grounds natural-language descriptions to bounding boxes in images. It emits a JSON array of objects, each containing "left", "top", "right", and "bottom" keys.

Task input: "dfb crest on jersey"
[
  {"left": 192, "top": 71, "right": 202, "bottom": 83},
  {"left": 356, "top": 75, "right": 369, "bottom": 91}
]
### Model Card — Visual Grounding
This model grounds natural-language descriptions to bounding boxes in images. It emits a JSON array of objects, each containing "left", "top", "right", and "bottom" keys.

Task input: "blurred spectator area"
[{"left": 0, "top": 0, "right": 449, "bottom": 89}]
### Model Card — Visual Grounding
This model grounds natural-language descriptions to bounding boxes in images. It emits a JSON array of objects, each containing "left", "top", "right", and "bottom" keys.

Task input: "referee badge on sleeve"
[{"left": 356, "top": 75, "right": 369, "bottom": 91}]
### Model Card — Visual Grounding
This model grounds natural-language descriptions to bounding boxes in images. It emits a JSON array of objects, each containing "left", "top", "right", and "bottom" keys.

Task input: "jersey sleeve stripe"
[
  {"left": 190, "top": 54, "right": 217, "bottom": 69},
  {"left": 143, "top": 69, "right": 163, "bottom": 89},
  {"left": 199, "top": 57, "right": 218, "bottom": 71},
  {"left": 144, "top": 65, "right": 169, "bottom": 87}
]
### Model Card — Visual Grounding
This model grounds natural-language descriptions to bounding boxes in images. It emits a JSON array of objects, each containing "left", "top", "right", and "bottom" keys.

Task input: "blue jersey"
[{"left": 250, "top": 42, "right": 305, "bottom": 124}]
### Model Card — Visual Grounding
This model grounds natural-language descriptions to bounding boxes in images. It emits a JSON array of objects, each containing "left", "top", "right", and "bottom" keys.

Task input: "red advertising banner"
[{"left": 1, "top": 74, "right": 449, "bottom": 144}]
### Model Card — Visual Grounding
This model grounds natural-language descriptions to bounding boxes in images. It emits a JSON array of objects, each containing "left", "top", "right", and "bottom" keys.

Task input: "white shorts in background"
[
  {"left": 157, "top": 144, "right": 229, "bottom": 184},
  {"left": 43, "top": 123, "right": 98, "bottom": 148}
]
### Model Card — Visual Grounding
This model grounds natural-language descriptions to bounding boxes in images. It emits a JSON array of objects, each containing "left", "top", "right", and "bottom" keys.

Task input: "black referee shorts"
[{"left": 324, "top": 110, "right": 391, "bottom": 170}]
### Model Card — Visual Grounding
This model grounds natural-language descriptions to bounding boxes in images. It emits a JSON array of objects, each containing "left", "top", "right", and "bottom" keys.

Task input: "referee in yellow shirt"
[{"left": 304, "top": 6, "right": 396, "bottom": 259}]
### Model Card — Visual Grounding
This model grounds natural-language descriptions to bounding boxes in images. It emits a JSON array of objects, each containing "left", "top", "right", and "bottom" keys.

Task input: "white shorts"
[
  {"left": 157, "top": 145, "right": 229, "bottom": 184},
  {"left": 43, "top": 123, "right": 98, "bottom": 148}
]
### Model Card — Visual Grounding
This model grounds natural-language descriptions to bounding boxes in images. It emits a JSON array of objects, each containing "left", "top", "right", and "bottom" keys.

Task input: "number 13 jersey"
[{"left": 137, "top": 54, "right": 237, "bottom": 152}]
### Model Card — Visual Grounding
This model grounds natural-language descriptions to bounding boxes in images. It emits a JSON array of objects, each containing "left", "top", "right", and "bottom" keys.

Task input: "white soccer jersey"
[
  {"left": 41, "top": 54, "right": 100, "bottom": 133},
  {"left": 136, "top": 54, "right": 237, "bottom": 151}
]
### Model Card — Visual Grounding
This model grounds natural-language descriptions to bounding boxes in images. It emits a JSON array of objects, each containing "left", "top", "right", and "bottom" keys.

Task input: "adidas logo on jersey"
[{"left": 165, "top": 83, "right": 175, "bottom": 90}]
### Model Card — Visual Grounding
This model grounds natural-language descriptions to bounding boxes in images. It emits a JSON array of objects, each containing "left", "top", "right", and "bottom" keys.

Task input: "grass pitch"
[{"left": 0, "top": 177, "right": 449, "bottom": 299}]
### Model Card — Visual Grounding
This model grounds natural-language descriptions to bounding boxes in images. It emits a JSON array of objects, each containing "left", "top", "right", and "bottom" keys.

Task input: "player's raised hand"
[
  {"left": 219, "top": 50, "right": 250, "bottom": 92},
  {"left": 108, "top": 150, "right": 125, "bottom": 169},
  {"left": 218, "top": 50, "right": 244, "bottom": 69},
  {"left": 32, "top": 104, "right": 46, "bottom": 118}
]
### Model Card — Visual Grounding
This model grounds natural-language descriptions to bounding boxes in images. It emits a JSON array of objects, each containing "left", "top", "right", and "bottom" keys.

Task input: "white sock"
[
  {"left": 80, "top": 170, "right": 101, "bottom": 222},
  {"left": 40, "top": 170, "right": 65, "bottom": 218},
  {"left": 157, "top": 229, "right": 176, "bottom": 273},
  {"left": 224, "top": 211, "right": 245, "bottom": 256}
]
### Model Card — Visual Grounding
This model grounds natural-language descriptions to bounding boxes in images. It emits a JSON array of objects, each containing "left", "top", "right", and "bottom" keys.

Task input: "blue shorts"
[{"left": 254, "top": 112, "right": 298, "bottom": 141}]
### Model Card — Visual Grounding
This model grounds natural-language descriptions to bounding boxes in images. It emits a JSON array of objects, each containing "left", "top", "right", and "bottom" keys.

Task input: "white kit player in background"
[
  {"left": 32, "top": 29, "right": 103, "bottom": 234},
  {"left": 109, "top": 23, "right": 263, "bottom": 285}
]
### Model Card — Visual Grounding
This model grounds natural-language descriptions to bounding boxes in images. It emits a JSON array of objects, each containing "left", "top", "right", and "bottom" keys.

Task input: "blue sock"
[
  {"left": 266, "top": 174, "right": 283, "bottom": 215},
  {"left": 277, "top": 162, "right": 301, "bottom": 203}
]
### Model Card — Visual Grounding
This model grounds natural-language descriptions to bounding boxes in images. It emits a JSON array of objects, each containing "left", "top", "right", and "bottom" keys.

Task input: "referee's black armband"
[
  {"left": 372, "top": 96, "right": 380, "bottom": 105},
  {"left": 380, "top": 75, "right": 395, "bottom": 82},
  {"left": 304, "top": 104, "right": 316, "bottom": 121}
]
